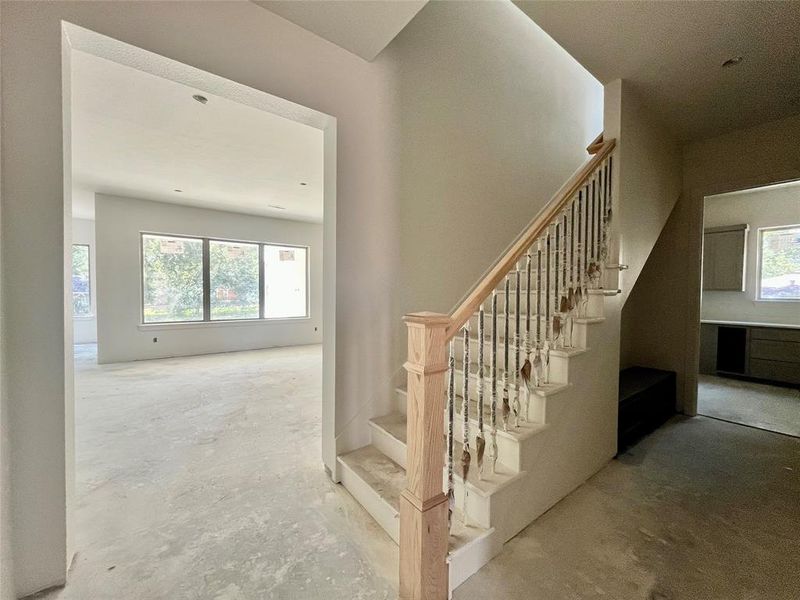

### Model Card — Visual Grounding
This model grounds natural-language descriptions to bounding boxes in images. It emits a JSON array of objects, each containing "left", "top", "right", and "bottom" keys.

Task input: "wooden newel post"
[{"left": 400, "top": 312, "right": 451, "bottom": 600}]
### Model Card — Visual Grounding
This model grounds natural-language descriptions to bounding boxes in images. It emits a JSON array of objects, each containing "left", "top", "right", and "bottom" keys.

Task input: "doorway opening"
[
  {"left": 697, "top": 180, "right": 800, "bottom": 437},
  {"left": 59, "top": 23, "right": 345, "bottom": 599}
]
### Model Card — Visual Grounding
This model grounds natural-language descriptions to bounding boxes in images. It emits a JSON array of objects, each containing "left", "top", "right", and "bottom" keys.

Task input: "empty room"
[{"left": 3, "top": 2, "right": 800, "bottom": 600}]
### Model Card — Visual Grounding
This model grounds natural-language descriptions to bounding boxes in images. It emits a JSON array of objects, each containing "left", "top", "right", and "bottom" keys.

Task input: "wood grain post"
[{"left": 400, "top": 312, "right": 451, "bottom": 600}]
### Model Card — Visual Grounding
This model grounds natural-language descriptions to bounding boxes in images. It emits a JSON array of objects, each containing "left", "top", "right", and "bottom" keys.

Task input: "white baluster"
[
  {"left": 447, "top": 339, "right": 455, "bottom": 532},
  {"left": 489, "top": 290, "right": 498, "bottom": 475},
  {"left": 460, "top": 325, "right": 471, "bottom": 524},
  {"left": 476, "top": 306, "right": 486, "bottom": 480}
]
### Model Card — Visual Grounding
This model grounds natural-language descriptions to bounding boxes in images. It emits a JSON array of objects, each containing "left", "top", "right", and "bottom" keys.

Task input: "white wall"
[
  {"left": 95, "top": 194, "right": 323, "bottom": 363},
  {"left": 701, "top": 184, "right": 800, "bottom": 326},
  {"left": 1, "top": 2, "right": 397, "bottom": 596},
  {"left": 72, "top": 218, "right": 97, "bottom": 344}
]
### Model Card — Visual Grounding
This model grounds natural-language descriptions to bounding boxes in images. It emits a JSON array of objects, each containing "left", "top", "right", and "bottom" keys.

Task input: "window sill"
[
  {"left": 138, "top": 316, "right": 311, "bottom": 331},
  {"left": 754, "top": 298, "right": 800, "bottom": 303}
]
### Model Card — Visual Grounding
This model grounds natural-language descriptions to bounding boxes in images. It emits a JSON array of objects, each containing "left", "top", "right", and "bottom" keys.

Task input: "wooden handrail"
[
  {"left": 586, "top": 132, "right": 604, "bottom": 154},
  {"left": 445, "top": 138, "right": 616, "bottom": 340}
]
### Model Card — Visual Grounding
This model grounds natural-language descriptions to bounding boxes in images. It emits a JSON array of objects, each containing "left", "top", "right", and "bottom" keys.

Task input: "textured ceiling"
[{"left": 516, "top": 0, "right": 800, "bottom": 141}]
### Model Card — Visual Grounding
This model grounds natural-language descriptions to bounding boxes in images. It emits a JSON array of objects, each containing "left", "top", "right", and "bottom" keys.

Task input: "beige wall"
[
  {"left": 621, "top": 113, "right": 800, "bottom": 413},
  {"left": 702, "top": 184, "right": 800, "bottom": 326},
  {"left": 389, "top": 0, "right": 603, "bottom": 383}
]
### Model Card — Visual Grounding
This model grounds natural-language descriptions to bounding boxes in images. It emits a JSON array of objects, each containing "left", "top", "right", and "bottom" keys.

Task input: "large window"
[
  {"left": 141, "top": 233, "right": 309, "bottom": 323},
  {"left": 758, "top": 225, "right": 800, "bottom": 300},
  {"left": 142, "top": 234, "right": 204, "bottom": 323},
  {"left": 72, "top": 244, "right": 92, "bottom": 317}
]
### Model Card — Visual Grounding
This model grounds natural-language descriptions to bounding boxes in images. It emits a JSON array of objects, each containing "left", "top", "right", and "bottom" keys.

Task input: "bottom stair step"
[
  {"left": 338, "top": 445, "right": 403, "bottom": 543},
  {"left": 337, "top": 444, "right": 499, "bottom": 592}
]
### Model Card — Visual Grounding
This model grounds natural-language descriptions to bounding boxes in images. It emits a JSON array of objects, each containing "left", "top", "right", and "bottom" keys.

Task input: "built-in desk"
[{"left": 700, "top": 320, "right": 800, "bottom": 385}]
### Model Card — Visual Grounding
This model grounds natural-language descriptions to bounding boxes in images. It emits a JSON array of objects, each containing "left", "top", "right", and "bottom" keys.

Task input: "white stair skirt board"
[{"left": 338, "top": 280, "right": 617, "bottom": 591}]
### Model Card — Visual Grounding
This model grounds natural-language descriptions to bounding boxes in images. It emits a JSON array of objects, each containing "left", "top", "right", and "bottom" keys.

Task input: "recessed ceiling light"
[
  {"left": 192, "top": 94, "right": 208, "bottom": 104},
  {"left": 722, "top": 56, "right": 743, "bottom": 68},
  {"left": 268, "top": 204, "right": 286, "bottom": 210},
  {"left": 299, "top": 182, "right": 308, "bottom": 186},
  {"left": 173, "top": 189, "right": 183, "bottom": 193}
]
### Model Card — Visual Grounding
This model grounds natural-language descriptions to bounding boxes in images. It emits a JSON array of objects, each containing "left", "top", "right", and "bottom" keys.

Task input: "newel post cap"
[{"left": 402, "top": 312, "right": 451, "bottom": 327}]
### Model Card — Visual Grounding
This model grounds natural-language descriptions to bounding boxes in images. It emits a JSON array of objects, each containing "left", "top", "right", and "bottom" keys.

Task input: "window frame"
[
  {"left": 72, "top": 243, "right": 93, "bottom": 318},
  {"left": 140, "top": 231, "right": 310, "bottom": 324},
  {"left": 756, "top": 223, "right": 800, "bottom": 302}
]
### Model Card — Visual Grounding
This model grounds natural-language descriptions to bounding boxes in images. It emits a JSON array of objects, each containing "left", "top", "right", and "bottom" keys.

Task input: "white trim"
[{"left": 137, "top": 316, "right": 311, "bottom": 331}]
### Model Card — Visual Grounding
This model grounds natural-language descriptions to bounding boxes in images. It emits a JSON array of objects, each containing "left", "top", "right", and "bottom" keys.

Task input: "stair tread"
[
  {"left": 473, "top": 312, "right": 604, "bottom": 324},
  {"left": 338, "top": 444, "right": 494, "bottom": 555},
  {"left": 371, "top": 412, "right": 407, "bottom": 444},
  {"left": 338, "top": 445, "right": 405, "bottom": 512},
  {"left": 448, "top": 511, "right": 495, "bottom": 557},
  {"left": 369, "top": 412, "right": 526, "bottom": 497}
]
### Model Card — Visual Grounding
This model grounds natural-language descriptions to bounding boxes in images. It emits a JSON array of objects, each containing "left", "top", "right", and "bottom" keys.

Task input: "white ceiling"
[
  {"left": 516, "top": 1, "right": 800, "bottom": 141},
  {"left": 70, "top": 49, "right": 323, "bottom": 222},
  {"left": 254, "top": 0, "right": 428, "bottom": 61}
]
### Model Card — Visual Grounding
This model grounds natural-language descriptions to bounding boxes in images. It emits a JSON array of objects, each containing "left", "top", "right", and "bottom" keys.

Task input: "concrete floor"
[
  {"left": 36, "top": 347, "right": 800, "bottom": 599},
  {"left": 698, "top": 374, "right": 800, "bottom": 437},
  {"left": 36, "top": 344, "right": 397, "bottom": 600},
  {"left": 454, "top": 416, "right": 800, "bottom": 599}
]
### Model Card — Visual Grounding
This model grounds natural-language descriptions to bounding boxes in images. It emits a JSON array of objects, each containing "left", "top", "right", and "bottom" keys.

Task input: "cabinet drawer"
[
  {"left": 750, "top": 327, "right": 800, "bottom": 343},
  {"left": 749, "top": 339, "right": 800, "bottom": 364},
  {"left": 748, "top": 359, "right": 800, "bottom": 385}
]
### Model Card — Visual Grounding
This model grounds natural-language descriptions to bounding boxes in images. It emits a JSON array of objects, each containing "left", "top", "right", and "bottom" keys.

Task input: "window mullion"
[
  {"left": 203, "top": 238, "right": 211, "bottom": 321},
  {"left": 259, "top": 244, "right": 266, "bottom": 319}
]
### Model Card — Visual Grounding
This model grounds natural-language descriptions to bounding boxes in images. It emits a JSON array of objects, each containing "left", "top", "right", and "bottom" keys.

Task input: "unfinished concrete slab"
[
  {"left": 35, "top": 345, "right": 397, "bottom": 600},
  {"left": 698, "top": 374, "right": 800, "bottom": 437},
  {"left": 454, "top": 416, "right": 800, "bottom": 599}
]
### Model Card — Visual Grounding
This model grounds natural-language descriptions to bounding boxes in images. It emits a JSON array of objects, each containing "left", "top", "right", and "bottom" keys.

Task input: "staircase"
[{"left": 338, "top": 138, "right": 619, "bottom": 598}]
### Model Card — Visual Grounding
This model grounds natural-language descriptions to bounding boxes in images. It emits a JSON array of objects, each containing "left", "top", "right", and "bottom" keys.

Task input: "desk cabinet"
[{"left": 700, "top": 322, "right": 800, "bottom": 385}]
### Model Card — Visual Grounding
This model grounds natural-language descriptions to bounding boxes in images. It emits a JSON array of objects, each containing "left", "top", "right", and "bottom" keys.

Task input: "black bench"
[{"left": 618, "top": 366, "right": 676, "bottom": 450}]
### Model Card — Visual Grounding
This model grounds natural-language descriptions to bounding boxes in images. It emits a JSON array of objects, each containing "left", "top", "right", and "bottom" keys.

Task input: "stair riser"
[
  {"left": 452, "top": 422, "right": 523, "bottom": 475},
  {"left": 337, "top": 458, "right": 400, "bottom": 544},
  {"left": 446, "top": 466, "right": 526, "bottom": 534},
  {"left": 448, "top": 530, "right": 503, "bottom": 594},
  {"left": 454, "top": 339, "right": 572, "bottom": 385},
  {"left": 452, "top": 365, "right": 568, "bottom": 403},
  {"left": 369, "top": 421, "right": 407, "bottom": 469},
  {"left": 395, "top": 388, "right": 540, "bottom": 472}
]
